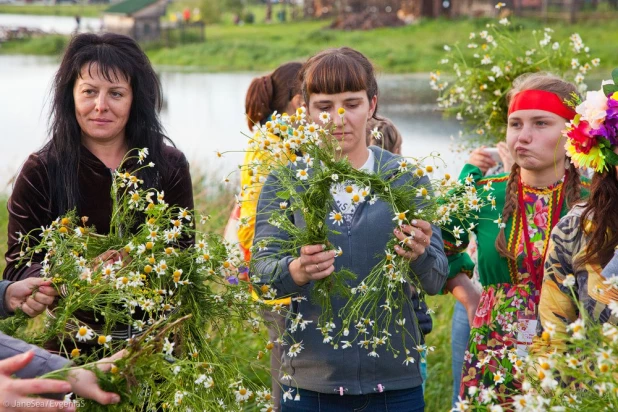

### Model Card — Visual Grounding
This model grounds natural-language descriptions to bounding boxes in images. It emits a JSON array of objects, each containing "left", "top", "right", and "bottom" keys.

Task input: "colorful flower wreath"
[{"left": 565, "top": 68, "right": 618, "bottom": 172}]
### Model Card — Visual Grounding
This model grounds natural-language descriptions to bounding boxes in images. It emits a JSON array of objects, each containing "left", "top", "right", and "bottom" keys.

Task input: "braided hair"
[{"left": 494, "top": 73, "right": 582, "bottom": 259}]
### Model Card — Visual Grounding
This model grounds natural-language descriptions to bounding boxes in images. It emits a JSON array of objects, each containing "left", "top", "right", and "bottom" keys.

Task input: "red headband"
[{"left": 508, "top": 89, "right": 576, "bottom": 120}]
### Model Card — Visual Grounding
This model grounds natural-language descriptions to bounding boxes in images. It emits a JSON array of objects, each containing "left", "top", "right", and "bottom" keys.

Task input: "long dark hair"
[
  {"left": 44, "top": 32, "right": 172, "bottom": 216},
  {"left": 245, "top": 62, "right": 302, "bottom": 130},
  {"left": 579, "top": 168, "right": 618, "bottom": 267}
]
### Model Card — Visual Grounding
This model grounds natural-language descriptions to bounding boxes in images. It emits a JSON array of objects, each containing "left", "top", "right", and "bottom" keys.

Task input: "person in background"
[
  {"left": 365, "top": 115, "right": 432, "bottom": 393},
  {"left": 235, "top": 61, "right": 303, "bottom": 410},
  {"left": 0, "top": 278, "right": 122, "bottom": 410},
  {"left": 450, "top": 142, "right": 514, "bottom": 406},
  {"left": 442, "top": 73, "right": 586, "bottom": 402}
]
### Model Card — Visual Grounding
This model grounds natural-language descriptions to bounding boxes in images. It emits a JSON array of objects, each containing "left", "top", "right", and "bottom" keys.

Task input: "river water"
[
  {"left": 0, "top": 13, "right": 101, "bottom": 34},
  {"left": 0, "top": 54, "right": 463, "bottom": 193}
]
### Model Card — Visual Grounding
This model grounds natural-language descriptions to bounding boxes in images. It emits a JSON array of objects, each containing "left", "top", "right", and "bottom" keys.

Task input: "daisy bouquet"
[
  {"left": 455, "top": 279, "right": 618, "bottom": 412},
  {"left": 564, "top": 68, "right": 618, "bottom": 173},
  {"left": 243, "top": 109, "right": 496, "bottom": 357},
  {"left": 432, "top": 5, "right": 599, "bottom": 146},
  {"left": 5, "top": 149, "right": 272, "bottom": 411}
]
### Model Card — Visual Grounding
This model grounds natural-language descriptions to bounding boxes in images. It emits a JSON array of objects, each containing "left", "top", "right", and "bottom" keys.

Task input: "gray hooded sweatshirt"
[{"left": 253, "top": 146, "right": 448, "bottom": 395}]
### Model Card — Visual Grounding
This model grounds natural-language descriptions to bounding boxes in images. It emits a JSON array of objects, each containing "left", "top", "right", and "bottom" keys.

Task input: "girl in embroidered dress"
[{"left": 442, "top": 72, "right": 588, "bottom": 403}]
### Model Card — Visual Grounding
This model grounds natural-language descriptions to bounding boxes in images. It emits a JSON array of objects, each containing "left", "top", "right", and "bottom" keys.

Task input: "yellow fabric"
[
  {"left": 532, "top": 210, "right": 618, "bottom": 354},
  {"left": 238, "top": 131, "right": 291, "bottom": 306}
]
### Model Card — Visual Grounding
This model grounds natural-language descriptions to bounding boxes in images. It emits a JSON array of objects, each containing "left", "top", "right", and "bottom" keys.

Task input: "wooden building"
[{"left": 103, "top": 0, "right": 167, "bottom": 42}]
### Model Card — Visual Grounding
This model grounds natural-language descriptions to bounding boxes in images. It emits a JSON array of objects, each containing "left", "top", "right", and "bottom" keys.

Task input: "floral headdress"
[{"left": 565, "top": 68, "right": 618, "bottom": 172}]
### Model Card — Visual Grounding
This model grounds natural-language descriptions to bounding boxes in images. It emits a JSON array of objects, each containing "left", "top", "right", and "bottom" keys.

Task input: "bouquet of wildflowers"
[
  {"left": 242, "top": 109, "right": 496, "bottom": 359},
  {"left": 564, "top": 68, "right": 618, "bottom": 173},
  {"left": 453, "top": 281, "right": 618, "bottom": 412},
  {"left": 6, "top": 149, "right": 272, "bottom": 411},
  {"left": 431, "top": 4, "right": 600, "bottom": 146}
]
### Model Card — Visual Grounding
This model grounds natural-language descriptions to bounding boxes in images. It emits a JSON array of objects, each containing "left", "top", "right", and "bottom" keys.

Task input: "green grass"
[
  {"left": 0, "top": 3, "right": 106, "bottom": 17},
  {"left": 2, "top": 16, "right": 617, "bottom": 75}
]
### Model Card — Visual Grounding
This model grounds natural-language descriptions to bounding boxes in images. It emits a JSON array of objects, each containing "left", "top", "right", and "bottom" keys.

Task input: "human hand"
[
  {"left": 288, "top": 245, "right": 337, "bottom": 286},
  {"left": 496, "top": 141, "right": 514, "bottom": 172},
  {"left": 5, "top": 278, "right": 58, "bottom": 317},
  {"left": 393, "top": 219, "right": 433, "bottom": 261},
  {"left": 68, "top": 350, "right": 125, "bottom": 405},
  {"left": 92, "top": 249, "right": 130, "bottom": 271},
  {"left": 467, "top": 146, "right": 496, "bottom": 174},
  {"left": 0, "top": 351, "right": 74, "bottom": 412}
]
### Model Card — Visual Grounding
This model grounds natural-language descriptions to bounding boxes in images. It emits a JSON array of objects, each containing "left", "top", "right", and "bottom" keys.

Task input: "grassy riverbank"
[
  {"left": 0, "top": 3, "right": 106, "bottom": 17},
  {"left": 1, "top": 16, "right": 616, "bottom": 74}
]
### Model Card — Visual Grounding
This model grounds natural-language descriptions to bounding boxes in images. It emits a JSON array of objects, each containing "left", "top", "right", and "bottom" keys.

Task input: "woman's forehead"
[
  {"left": 77, "top": 62, "right": 130, "bottom": 85},
  {"left": 310, "top": 91, "right": 367, "bottom": 103}
]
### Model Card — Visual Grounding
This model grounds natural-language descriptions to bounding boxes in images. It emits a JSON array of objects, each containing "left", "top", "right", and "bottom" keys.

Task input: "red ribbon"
[
  {"left": 508, "top": 89, "right": 576, "bottom": 120},
  {"left": 517, "top": 172, "right": 567, "bottom": 302}
]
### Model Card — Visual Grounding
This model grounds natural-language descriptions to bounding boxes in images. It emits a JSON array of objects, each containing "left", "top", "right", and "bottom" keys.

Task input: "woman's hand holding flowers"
[
  {"left": 393, "top": 219, "right": 432, "bottom": 262},
  {"left": 289, "top": 245, "right": 337, "bottom": 286}
]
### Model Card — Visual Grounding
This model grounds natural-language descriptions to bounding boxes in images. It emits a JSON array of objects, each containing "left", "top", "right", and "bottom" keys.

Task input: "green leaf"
[
  {"left": 276, "top": 190, "right": 290, "bottom": 200},
  {"left": 604, "top": 148, "right": 618, "bottom": 167},
  {"left": 611, "top": 68, "right": 618, "bottom": 87},
  {"left": 603, "top": 83, "right": 618, "bottom": 96}
]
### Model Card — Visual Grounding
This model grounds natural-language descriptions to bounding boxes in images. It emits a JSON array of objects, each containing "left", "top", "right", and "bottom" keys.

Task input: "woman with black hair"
[{"left": 3, "top": 33, "right": 193, "bottom": 351}]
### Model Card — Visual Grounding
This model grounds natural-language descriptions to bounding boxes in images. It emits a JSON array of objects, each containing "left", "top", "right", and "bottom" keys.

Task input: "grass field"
[{"left": 1, "top": 11, "right": 616, "bottom": 75}]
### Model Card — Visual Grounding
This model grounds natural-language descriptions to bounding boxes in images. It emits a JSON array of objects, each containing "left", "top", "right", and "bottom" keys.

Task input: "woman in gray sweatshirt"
[{"left": 253, "top": 47, "right": 448, "bottom": 411}]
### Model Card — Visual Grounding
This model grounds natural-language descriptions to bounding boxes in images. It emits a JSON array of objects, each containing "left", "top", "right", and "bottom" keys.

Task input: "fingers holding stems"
[
  {"left": 290, "top": 244, "right": 338, "bottom": 286},
  {"left": 393, "top": 219, "right": 433, "bottom": 262}
]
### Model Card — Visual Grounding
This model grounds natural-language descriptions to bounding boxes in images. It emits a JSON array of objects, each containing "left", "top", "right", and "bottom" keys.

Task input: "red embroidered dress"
[{"left": 443, "top": 164, "right": 588, "bottom": 402}]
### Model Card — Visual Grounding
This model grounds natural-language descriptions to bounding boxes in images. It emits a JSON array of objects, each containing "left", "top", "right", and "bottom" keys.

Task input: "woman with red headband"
[{"left": 442, "top": 72, "right": 589, "bottom": 403}]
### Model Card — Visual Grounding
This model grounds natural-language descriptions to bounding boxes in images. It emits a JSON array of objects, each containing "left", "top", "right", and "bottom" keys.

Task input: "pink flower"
[
  {"left": 532, "top": 199, "right": 549, "bottom": 230},
  {"left": 576, "top": 89, "right": 608, "bottom": 129},
  {"left": 473, "top": 288, "right": 496, "bottom": 328}
]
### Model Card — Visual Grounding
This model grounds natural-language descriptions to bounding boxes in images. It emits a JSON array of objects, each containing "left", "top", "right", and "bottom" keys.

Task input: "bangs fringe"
[
  {"left": 75, "top": 46, "right": 133, "bottom": 84},
  {"left": 305, "top": 54, "right": 369, "bottom": 96}
]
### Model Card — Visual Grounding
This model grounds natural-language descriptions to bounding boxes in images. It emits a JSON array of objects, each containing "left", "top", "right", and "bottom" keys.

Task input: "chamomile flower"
[
  {"left": 329, "top": 211, "right": 344, "bottom": 226},
  {"left": 319, "top": 112, "right": 331, "bottom": 124},
  {"left": 287, "top": 342, "right": 304, "bottom": 357},
  {"left": 392, "top": 210, "right": 409, "bottom": 226},
  {"left": 75, "top": 326, "right": 94, "bottom": 342},
  {"left": 296, "top": 168, "right": 309, "bottom": 181},
  {"left": 97, "top": 335, "right": 112, "bottom": 348},
  {"left": 163, "top": 337, "right": 175, "bottom": 355}
]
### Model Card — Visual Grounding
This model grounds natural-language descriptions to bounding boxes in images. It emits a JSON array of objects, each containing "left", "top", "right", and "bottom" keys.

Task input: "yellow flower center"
[
  {"left": 98, "top": 336, "right": 107, "bottom": 345},
  {"left": 239, "top": 388, "right": 247, "bottom": 396},
  {"left": 398, "top": 213, "right": 405, "bottom": 220},
  {"left": 71, "top": 348, "right": 80, "bottom": 358},
  {"left": 144, "top": 265, "right": 153, "bottom": 274},
  {"left": 345, "top": 185, "right": 353, "bottom": 193},
  {"left": 121, "top": 277, "right": 129, "bottom": 285},
  {"left": 146, "top": 242, "right": 154, "bottom": 249}
]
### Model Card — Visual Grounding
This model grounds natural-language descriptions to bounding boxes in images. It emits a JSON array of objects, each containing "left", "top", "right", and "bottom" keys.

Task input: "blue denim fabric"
[
  {"left": 451, "top": 300, "right": 471, "bottom": 406},
  {"left": 420, "top": 352, "right": 427, "bottom": 394},
  {"left": 281, "top": 385, "right": 425, "bottom": 412}
]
